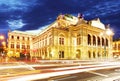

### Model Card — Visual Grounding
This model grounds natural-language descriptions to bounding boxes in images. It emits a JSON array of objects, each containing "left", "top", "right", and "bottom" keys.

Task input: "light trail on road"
[
  {"left": 6, "top": 62, "right": 120, "bottom": 81},
  {"left": 0, "top": 61, "right": 107, "bottom": 70}
]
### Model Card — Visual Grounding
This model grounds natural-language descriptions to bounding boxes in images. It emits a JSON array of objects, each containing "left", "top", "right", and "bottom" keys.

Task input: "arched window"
[
  {"left": 77, "top": 34, "right": 81, "bottom": 45},
  {"left": 76, "top": 49, "right": 81, "bottom": 59},
  {"left": 16, "top": 42, "right": 20, "bottom": 48},
  {"left": 97, "top": 37, "right": 100, "bottom": 46},
  {"left": 23, "top": 37, "right": 25, "bottom": 40},
  {"left": 93, "top": 35, "right": 96, "bottom": 45},
  {"left": 102, "top": 38, "right": 104, "bottom": 46},
  {"left": 59, "top": 34, "right": 65, "bottom": 45},
  {"left": 88, "top": 51, "right": 91, "bottom": 58},
  {"left": 27, "top": 45, "right": 30, "bottom": 49},
  {"left": 17, "top": 36, "right": 19, "bottom": 40},
  {"left": 11, "top": 36, "right": 14, "bottom": 39},
  {"left": 22, "top": 44, "right": 25, "bottom": 49},
  {"left": 106, "top": 38, "right": 108, "bottom": 46},
  {"left": 11, "top": 43, "right": 14, "bottom": 48},
  {"left": 27, "top": 37, "right": 29, "bottom": 40},
  {"left": 93, "top": 52, "right": 95, "bottom": 58},
  {"left": 97, "top": 52, "right": 100, "bottom": 57},
  {"left": 59, "top": 51, "right": 64, "bottom": 58},
  {"left": 59, "top": 38, "right": 64, "bottom": 45},
  {"left": 88, "top": 34, "right": 91, "bottom": 45}
]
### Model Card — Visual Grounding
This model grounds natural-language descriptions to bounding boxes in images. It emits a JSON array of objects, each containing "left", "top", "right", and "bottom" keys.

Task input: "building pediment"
[{"left": 90, "top": 18, "right": 105, "bottom": 30}]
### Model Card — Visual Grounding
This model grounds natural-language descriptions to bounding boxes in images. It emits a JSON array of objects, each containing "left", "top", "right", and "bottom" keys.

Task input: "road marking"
[{"left": 86, "top": 71, "right": 109, "bottom": 77}]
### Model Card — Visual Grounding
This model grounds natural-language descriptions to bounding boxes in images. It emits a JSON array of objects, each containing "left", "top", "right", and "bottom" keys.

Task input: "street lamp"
[
  {"left": 100, "top": 26, "right": 113, "bottom": 59},
  {"left": 106, "top": 28, "right": 113, "bottom": 35},
  {"left": 0, "top": 35, "right": 5, "bottom": 54},
  {"left": 0, "top": 35, "right": 4, "bottom": 40},
  {"left": 0, "top": 35, "right": 5, "bottom": 46},
  {"left": 104, "top": 27, "right": 113, "bottom": 59},
  {"left": 2, "top": 41, "right": 6, "bottom": 46}
]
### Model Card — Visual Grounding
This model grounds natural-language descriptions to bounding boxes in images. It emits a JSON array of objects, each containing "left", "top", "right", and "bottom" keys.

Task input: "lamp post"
[
  {"left": 0, "top": 35, "right": 5, "bottom": 62},
  {"left": 2, "top": 41, "right": 6, "bottom": 47},
  {"left": 0, "top": 35, "right": 4, "bottom": 40},
  {"left": 104, "top": 27, "right": 113, "bottom": 59},
  {"left": 100, "top": 26, "right": 113, "bottom": 59},
  {"left": 0, "top": 35, "right": 5, "bottom": 51}
]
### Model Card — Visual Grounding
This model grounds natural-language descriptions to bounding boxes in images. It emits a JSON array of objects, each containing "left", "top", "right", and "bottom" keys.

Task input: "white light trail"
[
  {"left": 0, "top": 63, "right": 78, "bottom": 70},
  {"left": 87, "top": 71, "right": 108, "bottom": 77},
  {"left": 0, "top": 60, "right": 100, "bottom": 70},
  {"left": 7, "top": 62, "right": 120, "bottom": 81}
]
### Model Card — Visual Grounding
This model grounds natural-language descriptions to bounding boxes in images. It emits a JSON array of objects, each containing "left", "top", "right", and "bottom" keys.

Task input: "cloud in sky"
[
  {"left": 84, "top": 1, "right": 120, "bottom": 17},
  {"left": 6, "top": 19, "right": 26, "bottom": 30},
  {"left": 0, "top": 0, "right": 38, "bottom": 12}
]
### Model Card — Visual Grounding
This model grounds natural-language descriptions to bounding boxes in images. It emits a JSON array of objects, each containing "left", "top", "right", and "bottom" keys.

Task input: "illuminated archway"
[
  {"left": 93, "top": 52, "right": 96, "bottom": 58},
  {"left": 76, "top": 49, "right": 81, "bottom": 59},
  {"left": 88, "top": 34, "right": 91, "bottom": 45},
  {"left": 88, "top": 51, "right": 91, "bottom": 59}
]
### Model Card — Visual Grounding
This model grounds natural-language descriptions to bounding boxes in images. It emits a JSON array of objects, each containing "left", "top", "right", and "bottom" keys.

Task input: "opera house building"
[{"left": 7, "top": 14, "right": 114, "bottom": 60}]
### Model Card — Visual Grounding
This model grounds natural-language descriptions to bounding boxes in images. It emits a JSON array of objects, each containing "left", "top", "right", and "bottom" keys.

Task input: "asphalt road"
[
  {"left": 33, "top": 67, "right": 120, "bottom": 81},
  {"left": 1, "top": 60, "right": 120, "bottom": 81}
]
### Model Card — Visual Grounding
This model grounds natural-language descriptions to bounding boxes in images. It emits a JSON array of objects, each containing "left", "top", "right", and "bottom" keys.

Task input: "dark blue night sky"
[{"left": 0, "top": 0, "right": 120, "bottom": 39}]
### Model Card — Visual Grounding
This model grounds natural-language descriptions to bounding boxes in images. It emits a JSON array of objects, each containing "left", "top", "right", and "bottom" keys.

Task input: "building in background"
[
  {"left": 7, "top": 14, "right": 114, "bottom": 60},
  {"left": 7, "top": 30, "right": 35, "bottom": 59},
  {"left": 113, "top": 39, "right": 120, "bottom": 58}
]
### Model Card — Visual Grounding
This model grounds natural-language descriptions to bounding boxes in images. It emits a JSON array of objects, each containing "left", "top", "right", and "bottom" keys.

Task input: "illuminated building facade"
[
  {"left": 7, "top": 30, "right": 35, "bottom": 58},
  {"left": 7, "top": 14, "right": 114, "bottom": 60},
  {"left": 32, "top": 14, "right": 114, "bottom": 60},
  {"left": 113, "top": 39, "right": 120, "bottom": 58}
]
